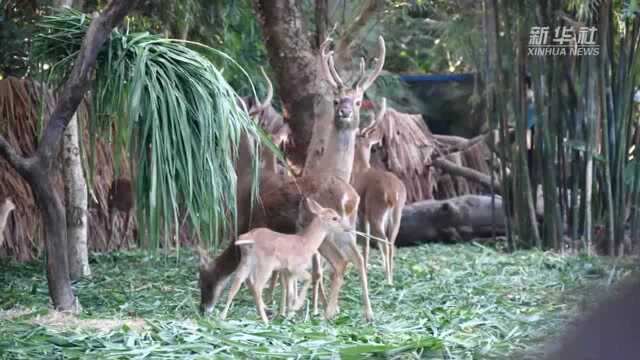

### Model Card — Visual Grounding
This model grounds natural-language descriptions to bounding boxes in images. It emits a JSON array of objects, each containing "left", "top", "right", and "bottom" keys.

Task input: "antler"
[
  {"left": 356, "top": 36, "right": 386, "bottom": 91},
  {"left": 259, "top": 67, "right": 273, "bottom": 110},
  {"left": 249, "top": 66, "right": 274, "bottom": 116},
  {"left": 352, "top": 57, "right": 366, "bottom": 88},
  {"left": 319, "top": 38, "right": 345, "bottom": 89}
]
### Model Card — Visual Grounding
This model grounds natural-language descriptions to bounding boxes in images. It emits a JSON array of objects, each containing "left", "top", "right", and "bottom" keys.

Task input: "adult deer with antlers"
[
  {"left": 352, "top": 98, "right": 407, "bottom": 285},
  {"left": 199, "top": 36, "right": 385, "bottom": 322}
]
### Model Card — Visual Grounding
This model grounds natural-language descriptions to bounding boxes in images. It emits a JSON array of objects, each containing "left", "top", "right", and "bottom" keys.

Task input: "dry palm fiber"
[
  {"left": 0, "top": 77, "right": 131, "bottom": 260},
  {"left": 369, "top": 107, "right": 437, "bottom": 203},
  {"left": 432, "top": 134, "right": 493, "bottom": 198},
  {"left": 368, "top": 106, "right": 494, "bottom": 202}
]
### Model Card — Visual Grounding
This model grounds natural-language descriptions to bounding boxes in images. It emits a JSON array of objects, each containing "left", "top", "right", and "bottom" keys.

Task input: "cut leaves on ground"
[{"left": 1, "top": 244, "right": 638, "bottom": 359}]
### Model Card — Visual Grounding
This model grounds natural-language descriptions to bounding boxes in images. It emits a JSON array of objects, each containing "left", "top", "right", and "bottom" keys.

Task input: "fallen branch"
[
  {"left": 432, "top": 157, "right": 501, "bottom": 190},
  {"left": 432, "top": 131, "right": 491, "bottom": 159}
]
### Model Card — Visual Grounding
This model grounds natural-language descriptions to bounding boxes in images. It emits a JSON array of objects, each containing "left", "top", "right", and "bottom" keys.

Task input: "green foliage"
[
  {"left": 32, "top": 8, "right": 274, "bottom": 249},
  {"left": 2, "top": 244, "right": 638, "bottom": 358},
  {"left": 0, "top": 0, "right": 52, "bottom": 78}
]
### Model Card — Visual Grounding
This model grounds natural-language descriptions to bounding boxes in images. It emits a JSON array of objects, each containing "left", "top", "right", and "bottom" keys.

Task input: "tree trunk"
[
  {"left": 0, "top": 0, "right": 135, "bottom": 310},
  {"left": 63, "top": 114, "right": 90, "bottom": 280},
  {"left": 252, "top": 0, "right": 332, "bottom": 167},
  {"left": 57, "top": 0, "right": 90, "bottom": 281},
  {"left": 396, "top": 195, "right": 507, "bottom": 246}
]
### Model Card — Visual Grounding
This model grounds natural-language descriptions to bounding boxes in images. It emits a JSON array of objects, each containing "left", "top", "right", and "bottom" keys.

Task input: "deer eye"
[
  {"left": 355, "top": 100, "right": 361, "bottom": 106},
  {"left": 332, "top": 216, "right": 338, "bottom": 221}
]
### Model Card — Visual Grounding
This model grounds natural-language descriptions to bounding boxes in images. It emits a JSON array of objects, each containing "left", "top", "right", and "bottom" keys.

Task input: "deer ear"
[
  {"left": 306, "top": 197, "right": 324, "bottom": 215},
  {"left": 370, "top": 126, "right": 384, "bottom": 145},
  {"left": 340, "top": 193, "right": 357, "bottom": 216}
]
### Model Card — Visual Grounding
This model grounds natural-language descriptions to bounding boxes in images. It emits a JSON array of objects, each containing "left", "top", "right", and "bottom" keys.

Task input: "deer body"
[
  {"left": 220, "top": 198, "right": 351, "bottom": 324},
  {"left": 352, "top": 99, "right": 407, "bottom": 285}
]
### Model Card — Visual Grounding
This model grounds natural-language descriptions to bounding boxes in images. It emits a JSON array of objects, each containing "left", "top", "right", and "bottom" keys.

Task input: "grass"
[{"left": 1, "top": 243, "right": 638, "bottom": 359}]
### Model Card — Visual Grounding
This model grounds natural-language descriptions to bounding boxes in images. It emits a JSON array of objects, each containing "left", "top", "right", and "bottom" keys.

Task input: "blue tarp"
[{"left": 399, "top": 73, "right": 475, "bottom": 83}]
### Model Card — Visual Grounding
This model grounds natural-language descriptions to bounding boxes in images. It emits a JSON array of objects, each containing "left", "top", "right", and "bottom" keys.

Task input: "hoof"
[
  {"left": 325, "top": 308, "right": 338, "bottom": 320},
  {"left": 364, "top": 312, "right": 374, "bottom": 323}
]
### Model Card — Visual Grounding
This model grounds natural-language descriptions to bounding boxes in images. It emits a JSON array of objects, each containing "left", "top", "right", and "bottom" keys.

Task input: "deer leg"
[
  {"left": 292, "top": 270, "right": 312, "bottom": 311},
  {"left": 363, "top": 220, "right": 371, "bottom": 269},
  {"left": 318, "top": 239, "right": 347, "bottom": 319},
  {"left": 220, "top": 259, "right": 250, "bottom": 320},
  {"left": 252, "top": 267, "right": 273, "bottom": 325},
  {"left": 311, "top": 253, "right": 328, "bottom": 315},
  {"left": 370, "top": 218, "right": 389, "bottom": 281},
  {"left": 387, "top": 206, "right": 403, "bottom": 285},
  {"left": 346, "top": 240, "right": 374, "bottom": 322},
  {"left": 279, "top": 272, "right": 288, "bottom": 317},
  {"left": 266, "top": 271, "right": 278, "bottom": 305}
]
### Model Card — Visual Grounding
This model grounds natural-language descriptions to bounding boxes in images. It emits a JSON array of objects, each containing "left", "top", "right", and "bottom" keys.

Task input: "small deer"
[
  {"left": 352, "top": 98, "right": 407, "bottom": 285},
  {"left": 0, "top": 198, "right": 16, "bottom": 248},
  {"left": 219, "top": 196, "right": 352, "bottom": 324}
]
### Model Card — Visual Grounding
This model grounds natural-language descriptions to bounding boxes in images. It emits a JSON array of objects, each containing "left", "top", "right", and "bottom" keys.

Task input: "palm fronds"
[{"left": 32, "top": 8, "right": 269, "bottom": 249}]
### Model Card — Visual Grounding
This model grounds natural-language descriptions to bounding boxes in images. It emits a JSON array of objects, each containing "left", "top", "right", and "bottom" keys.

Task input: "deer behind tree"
[{"left": 199, "top": 36, "right": 386, "bottom": 322}]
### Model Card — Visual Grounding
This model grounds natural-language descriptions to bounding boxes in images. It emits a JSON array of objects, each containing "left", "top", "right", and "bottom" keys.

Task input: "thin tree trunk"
[
  {"left": 484, "top": 0, "right": 514, "bottom": 250},
  {"left": 56, "top": 0, "right": 90, "bottom": 281},
  {"left": 0, "top": 0, "right": 135, "bottom": 310},
  {"left": 63, "top": 114, "right": 90, "bottom": 279},
  {"left": 515, "top": 0, "right": 540, "bottom": 247},
  {"left": 584, "top": 56, "right": 597, "bottom": 255}
]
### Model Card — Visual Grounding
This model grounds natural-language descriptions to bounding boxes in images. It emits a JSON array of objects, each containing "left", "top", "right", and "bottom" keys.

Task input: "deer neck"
[
  {"left": 236, "top": 133, "right": 255, "bottom": 178},
  {"left": 299, "top": 217, "right": 331, "bottom": 252},
  {"left": 315, "top": 126, "right": 357, "bottom": 181},
  {"left": 352, "top": 150, "right": 371, "bottom": 176},
  {"left": 262, "top": 146, "right": 278, "bottom": 174}
]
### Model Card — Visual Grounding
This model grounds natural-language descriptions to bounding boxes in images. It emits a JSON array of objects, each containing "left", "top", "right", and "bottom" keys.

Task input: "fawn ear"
[
  {"left": 306, "top": 197, "right": 324, "bottom": 215},
  {"left": 369, "top": 126, "right": 383, "bottom": 146}
]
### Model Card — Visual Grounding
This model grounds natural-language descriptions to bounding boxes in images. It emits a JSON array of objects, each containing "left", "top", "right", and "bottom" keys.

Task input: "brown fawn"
[
  {"left": 352, "top": 98, "right": 407, "bottom": 285},
  {"left": 220, "top": 196, "right": 352, "bottom": 324}
]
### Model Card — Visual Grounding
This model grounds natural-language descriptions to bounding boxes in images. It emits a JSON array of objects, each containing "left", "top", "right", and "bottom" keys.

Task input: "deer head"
[
  {"left": 355, "top": 98, "right": 387, "bottom": 169},
  {"left": 245, "top": 67, "right": 274, "bottom": 119},
  {"left": 319, "top": 36, "right": 385, "bottom": 130},
  {"left": 306, "top": 196, "right": 352, "bottom": 232}
]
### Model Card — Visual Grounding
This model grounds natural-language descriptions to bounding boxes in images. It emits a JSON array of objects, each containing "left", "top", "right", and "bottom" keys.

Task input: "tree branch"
[
  {"left": 0, "top": 135, "right": 29, "bottom": 173},
  {"left": 432, "top": 131, "right": 490, "bottom": 159},
  {"left": 36, "top": 0, "right": 136, "bottom": 169},
  {"left": 335, "top": 0, "right": 380, "bottom": 64},
  {"left": 432, "top": 157, "right": 501, "bottom": 191}
]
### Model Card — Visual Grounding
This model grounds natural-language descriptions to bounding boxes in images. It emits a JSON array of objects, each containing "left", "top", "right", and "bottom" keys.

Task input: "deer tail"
[{"left": 235, "top": 239, "right": 255, "bottom": 246}]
